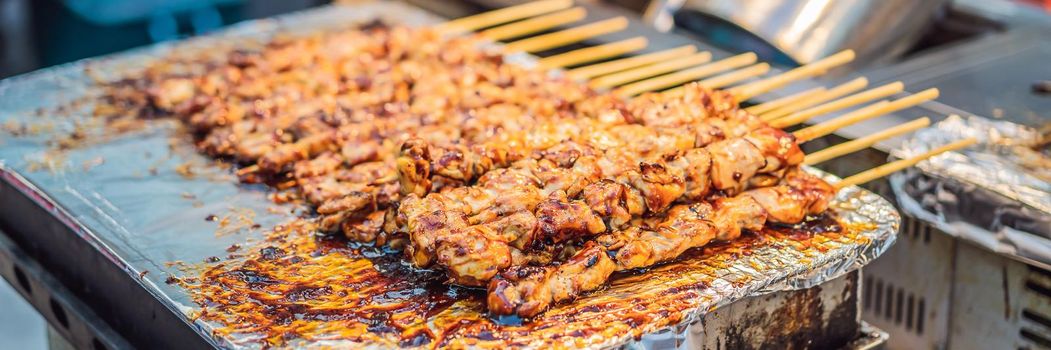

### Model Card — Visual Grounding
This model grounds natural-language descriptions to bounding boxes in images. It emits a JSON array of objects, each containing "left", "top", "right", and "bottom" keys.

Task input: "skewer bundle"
[{"left": 95, "top": 0, "right": 973, "bottom": 319}]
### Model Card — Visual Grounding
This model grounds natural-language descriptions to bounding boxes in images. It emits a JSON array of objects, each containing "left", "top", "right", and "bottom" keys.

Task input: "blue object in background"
[
  {"left": 63, "top": 0, "right": 238, "bottom": 42},
  {"left": 0, "top": 279, "right": 47, "bottom": 350},
  {"left": 0, "top": 0, "right": 326, "bottom": 77},
  {"left": 61, "top": 0, "right": 243, "bottom": 26}
]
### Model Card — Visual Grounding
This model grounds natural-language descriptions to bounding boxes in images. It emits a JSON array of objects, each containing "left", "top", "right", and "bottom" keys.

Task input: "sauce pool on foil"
[{"left": 182, "top": 212, "right": 848, "bottom": 347}]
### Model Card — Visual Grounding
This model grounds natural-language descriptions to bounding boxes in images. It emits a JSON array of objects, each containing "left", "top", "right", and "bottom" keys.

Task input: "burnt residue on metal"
[
  {"left": 828, "top": 273, "right": 862, "bottom": 345},
  {"left": 182, "top": 212, "right": 857, "bottom": 348},
  {"left": 720, "top": 272, "right": 859, "bottom": 350},
  {"left": 721, "top": 289, "right": 828, "bottom": 350}
]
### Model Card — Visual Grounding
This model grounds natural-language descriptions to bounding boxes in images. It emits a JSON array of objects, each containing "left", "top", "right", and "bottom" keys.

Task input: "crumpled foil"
[
  {"left": 0, "top": 3, "right": 899, "bottom": 348},
  {"left": 890, "top": 115, "right": 1051, "bottom": 268}
]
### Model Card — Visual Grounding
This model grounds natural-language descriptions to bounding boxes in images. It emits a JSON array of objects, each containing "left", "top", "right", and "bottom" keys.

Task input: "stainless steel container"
[{"left": 644, "top": 0, "right": 948, "bottom": 66}]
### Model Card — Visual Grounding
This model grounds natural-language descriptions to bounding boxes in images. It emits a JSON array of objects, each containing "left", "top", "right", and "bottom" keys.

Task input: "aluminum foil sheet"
[
  {"left": 890, "top": 115, "right": 1051, "bottom": 268},
  {"left": 0, "top": 2, "right": 899, "bottom": 348}
]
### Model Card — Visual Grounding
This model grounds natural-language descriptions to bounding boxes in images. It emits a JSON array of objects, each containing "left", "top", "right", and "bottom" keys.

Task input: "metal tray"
[
  {"left": 889, "top": 115, "right": 1051, "bottom": 270},
  {"left": 0, "top": 2, "right": 899, "bottom": 348}
]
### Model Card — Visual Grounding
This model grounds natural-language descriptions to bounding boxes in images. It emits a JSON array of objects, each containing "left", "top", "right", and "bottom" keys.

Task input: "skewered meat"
[
  {"left": 101, "top": 24, "right": 674, "bottom": 243},
  {"left": 397, "top": 84, "right": 762, "bottom": 197},
  {"left": 390, "top": 85, "right": 771, "bottom": 285},
  {"left": 96, "top": 21, "right": 843, "bottom": 321},
  {"left": 488, "top": 167, "right": 835, "bottom": 317},
  {"left": 397, "top": 125, "right": 803, "bottom": 286}
]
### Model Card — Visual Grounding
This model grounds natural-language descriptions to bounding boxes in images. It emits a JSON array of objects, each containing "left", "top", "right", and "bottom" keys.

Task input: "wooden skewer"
[
  {"left": 699, "top": 63, "right": 771, "bottom": 88},
  {"left": 589, "top": 52, "right": 712, "bottom": 88},
  {"left": 770, "top": 81, "right": 906, "bottom": 128},
  {"left": 793, "top": 88, "right": 940, "bottom": 142},
  {"left": 535, "top": 37, "right": 648, "bottom": 69},
  {"left": 834, "top": 138, "right": 977, "bottom": 189},
  {"left": 794, "top": 100, "right": 887, "bottom": 139},
  {"left": 731, "top": 50, "right": 856, "bottom": 100},
  {"left": 480, "top": 7, "right": 587, "bottom": 41},
  {"left": 805, "top": 117, "right": 931, "bottom": 165},
  {"left": 566, "top": 45, "right": 696, "bottom": 80},
  {"left": 613, "top": 52, "right": 758, "bottom": 97},
  {"left": 276, "top": 180, "right": 298, "bottom": 190},
  {"left": 435, "top": 0, "right": 573, "bottom": 34},
  {"left": 503, "top": 17, "right": 629, "bottom": 53},
  {"left": 236, "top": 165, "right": 259, "bottom": 176},
  {"left": 760, "top": 77, "right": 868, "bottom": 121},
  {"left": 745, "top": 87, "right": 826, "bottom": 115},
  {"left": 662, "top": 63, "right": 771, "bottom": 96}
]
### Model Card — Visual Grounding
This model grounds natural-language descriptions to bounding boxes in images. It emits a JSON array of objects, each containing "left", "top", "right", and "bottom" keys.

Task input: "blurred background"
[
  {"left": 0, "top": 0, "right": 331, "bottom": 79},
  {"left": 2, "top": 0, "right": 1050, "bottom": 79}
]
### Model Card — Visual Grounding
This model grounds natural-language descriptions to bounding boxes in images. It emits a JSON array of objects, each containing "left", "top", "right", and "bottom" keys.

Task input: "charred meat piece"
[{"left": 488, "top": 168, "right": 835, "bottom": 317}]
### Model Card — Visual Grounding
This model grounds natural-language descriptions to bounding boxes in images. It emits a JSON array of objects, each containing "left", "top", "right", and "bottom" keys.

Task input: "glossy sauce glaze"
[{"left": 182, "top": 212, "right": 853, "bottom": 348}]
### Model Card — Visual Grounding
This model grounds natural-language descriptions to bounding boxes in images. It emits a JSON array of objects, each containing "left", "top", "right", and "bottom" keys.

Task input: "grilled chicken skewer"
[
  {"left": 88, "top": 4, "right": 966, "bottom": 330},
  {"left": 140, "top": 24, "right": 621, "bottom": 168},
  {"left": 315, "top": 78, "right": 933, "bottom": 242},
  {"left": 486, "top": 167, "right": 835, "bottom": 317},
  {"left": 124, "top": 24, "right": 657, "bottom": 243},
  {"left": 396, "top": 88, "right": 804, "bottom": 286},
  {"left": 127, "top": 23, "right": 861, "bottom": 252},
  {"left": 88, "top": 1, "right": 970, "bottom": 338},
  {"left": 396, "top": 126, "right": 801, "bottom": 286},
  {"left": 396, "top": 85, "right": 754, "bottom": 197},
  {"left": 138, "top": 35, "right": 784, "bottom": 254},
  {"left": 394, "top": 85, "right": 938, "bottom": 299},
  {"left": 486, "top": 135, "right": 978, "bottom": 317}
]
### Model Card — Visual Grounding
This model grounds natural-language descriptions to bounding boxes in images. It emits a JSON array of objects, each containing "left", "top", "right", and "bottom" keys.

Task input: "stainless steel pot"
[{"left": 644, "top": 0, "right": 949, "bottom": 66}]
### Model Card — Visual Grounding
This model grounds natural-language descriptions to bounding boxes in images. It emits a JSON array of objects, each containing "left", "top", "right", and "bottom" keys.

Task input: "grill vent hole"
[
  {"left": 863, "top": 276, "right": 926, "bottom": 335},
  {"left": 903, "top": 218, "right": 915, "bottom": 240},
  {"left": 917, "top": 298, "right": 925, "bottom": 334},
  {"left": 1022, "top": 310, "right": 1051, "bottom": 331},
  {"left": 895, "top": 288, "right": 905, "bottom": 325},
  {"left": 1027, "top": 265, "right": 1051, "bottom": 282},
  {"left": 49, "top": 297, "right": 69, "bottom": 329},
  {"left": 1025, "top": 280, "right": 1051, "bottom": 298},
  {"left": 864, "top": 275, "right": 873, "bottom": 311},
  {"left": 906, "top": 294, "right": 915, "bottom": 331},
  {"left": 13, "top": 265, "right": 32, "bottom": 294},
  {"left": 1020, "top": 328, "right": 1051, "bottom": 348},
  {"left": 885, "top": 283, "right": 895, "bottom": 319},
  {"left": 922, "top": 221, "right": 931, "bottom": 243},
  {"left": 902, "top": 218, "right": 933, "bottom": 245},
  {"left": 874, "top": 278, "right": 884, "bottom": 317}
]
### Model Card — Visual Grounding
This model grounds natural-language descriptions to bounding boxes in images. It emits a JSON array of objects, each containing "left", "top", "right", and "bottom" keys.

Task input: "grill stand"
[
  {"left": 0, "top": 1, "right": 892, "bottom": 348},
  {"left": 2, "top": 171, "right": 888, "bottom": 349},
  {"left": 865, "top": 218, "right": 1051, "bottom": 350},
  {"left": 689, "top": 271, "right": 862, "bottom": 349},
  {"left": 0, "top": 230, "right": 131, "bottom": 349},
  {"left": 0, "top": 176, "right": 212, "bottom": 349}
]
